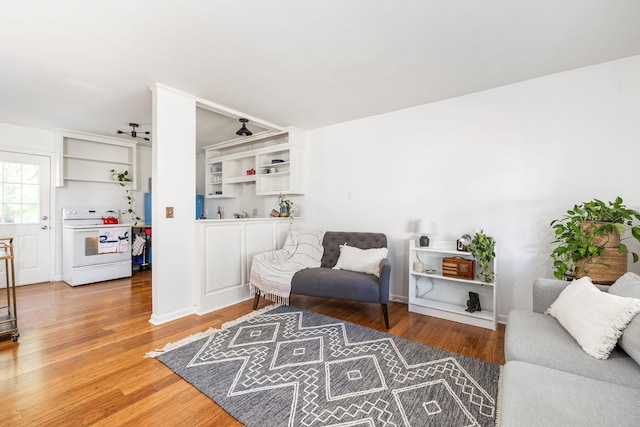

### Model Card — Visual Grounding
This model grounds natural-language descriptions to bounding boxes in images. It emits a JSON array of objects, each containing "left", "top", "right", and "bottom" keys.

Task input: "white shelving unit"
[
  {"left": 56, "top": 131, "right": 137, "bottom": 188},
  {"left": 204, "top": 129, "right": 305, "bottom": 198},
  {"left": 408, "top": 240, "right": 497, "bottom": 330}
]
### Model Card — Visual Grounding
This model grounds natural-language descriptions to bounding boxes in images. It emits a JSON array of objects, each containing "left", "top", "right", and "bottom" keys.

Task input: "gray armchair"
[{"left": 289, "top": 231, "right": 391, "bottom": 328}]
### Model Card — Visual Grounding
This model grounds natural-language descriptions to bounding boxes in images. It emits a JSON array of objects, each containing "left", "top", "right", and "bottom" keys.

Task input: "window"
[{"left": 1, "top": 161, "right": 40, "bottom": 224}]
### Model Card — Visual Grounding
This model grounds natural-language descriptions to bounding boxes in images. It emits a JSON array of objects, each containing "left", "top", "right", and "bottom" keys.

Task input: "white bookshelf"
[{"left": 408, "top": 240, "right": 497, "bottom": 330}]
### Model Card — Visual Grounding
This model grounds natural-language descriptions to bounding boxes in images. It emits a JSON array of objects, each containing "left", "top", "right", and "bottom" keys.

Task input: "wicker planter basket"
[
  {"left": 575, "top": 248, "right": 627, "bottom": 284},
  {"left": 575, "top": 223, "right": 627, "bottom": 284}
]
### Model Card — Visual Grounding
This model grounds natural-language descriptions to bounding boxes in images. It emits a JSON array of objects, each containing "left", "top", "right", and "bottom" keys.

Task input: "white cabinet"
[
  {"left": 56, "top": 131, "right": 137, "bottom": 188},
  {"left": 408, "top": 240, "right": 497, "bottom": 330},
  {"left": 204, "top": 129, "right": 305, "bottom": 198},
  {"left": 195, "top": 218, "right": 303, "bottom": 314}
]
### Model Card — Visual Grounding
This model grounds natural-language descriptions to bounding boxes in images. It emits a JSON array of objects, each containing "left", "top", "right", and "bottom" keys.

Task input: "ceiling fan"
[{"left": 117, "top": 123, "right": 150, "bottom": 141}]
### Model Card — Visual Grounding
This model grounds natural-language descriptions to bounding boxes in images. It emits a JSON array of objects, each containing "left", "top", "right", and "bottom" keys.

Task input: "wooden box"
[{"left": 442, "top": 257, "right": 474, "bottom": 280}]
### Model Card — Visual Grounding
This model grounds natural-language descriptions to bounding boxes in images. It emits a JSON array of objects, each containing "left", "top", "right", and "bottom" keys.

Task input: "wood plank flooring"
[{"left": 0, "top": 271, "right": 505, "bottom": 426}]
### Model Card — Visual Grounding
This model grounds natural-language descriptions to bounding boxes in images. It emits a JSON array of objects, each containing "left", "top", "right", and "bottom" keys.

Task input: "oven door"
[{"left": 71, "top": 227, "right": 131, "bottom": 267}]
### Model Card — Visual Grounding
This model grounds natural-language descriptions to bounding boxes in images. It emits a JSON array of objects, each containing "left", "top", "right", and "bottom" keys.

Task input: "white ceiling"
[{"left": 2, "top": 1, "right": 640, "bottom": 148}]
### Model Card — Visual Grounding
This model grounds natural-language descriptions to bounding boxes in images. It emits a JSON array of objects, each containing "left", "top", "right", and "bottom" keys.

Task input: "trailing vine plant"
[
  {"left": 468, "top": 229, "right": 496, "bottom": 283},
  {"left": 110, "top": 169, "right": 141, "bottom": 225}
]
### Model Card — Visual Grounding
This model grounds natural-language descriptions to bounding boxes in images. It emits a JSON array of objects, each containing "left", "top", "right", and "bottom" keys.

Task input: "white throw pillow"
[
  {"left": 546, "top": 276, "right": 640, "bottom": 359},
  {"left": 333, "top": 244, "right": 388, "bottom": 277}
]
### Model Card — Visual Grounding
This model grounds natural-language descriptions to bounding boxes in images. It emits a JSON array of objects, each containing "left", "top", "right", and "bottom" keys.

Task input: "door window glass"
[{"left": 1, "top": 161, "right": 40, "bottom": 224}]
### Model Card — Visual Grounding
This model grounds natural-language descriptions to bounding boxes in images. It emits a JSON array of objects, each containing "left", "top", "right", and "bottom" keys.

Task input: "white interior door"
[{"left": 0, "top": 151, "right": 51, "bottom": 285}]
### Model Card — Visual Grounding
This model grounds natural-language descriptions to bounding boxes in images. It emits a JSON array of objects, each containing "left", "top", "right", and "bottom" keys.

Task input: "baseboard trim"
[{"left": 149, "top": 306, "right": 196, "bottom": 325}]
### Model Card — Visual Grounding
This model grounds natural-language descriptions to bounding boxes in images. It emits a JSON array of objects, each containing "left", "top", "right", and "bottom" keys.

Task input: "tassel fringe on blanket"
[
  {"left": 248, "top": 231, "right": 325, "bottom": 305},
  {"left": 144, "top": 304, "right": 282, "bottom": 358},
  {"left": 249, "top": 283, "right": 290, "bottom": 305}
]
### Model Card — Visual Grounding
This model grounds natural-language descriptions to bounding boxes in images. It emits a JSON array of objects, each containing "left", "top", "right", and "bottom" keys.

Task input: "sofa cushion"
[
  {"left": 333, "top": 244, "right": 388, "bottom": 277},
  {"left": 291, "top": 267, "right": 381, "bottom": 303},
  {"left": 610, "top": 272, "right": 640, "bottom": 365},
  {"left": 505, "top": 310, "right": 640, "bottom": 387},
  {"left": 610, "top": 272, "right": 640, "bottom": 298},
  {"left": 500, "top": 361, "right": 640, "bottom": 427},
  {"left": 545, "top": 276, "right": 640, "bottom": 359}
]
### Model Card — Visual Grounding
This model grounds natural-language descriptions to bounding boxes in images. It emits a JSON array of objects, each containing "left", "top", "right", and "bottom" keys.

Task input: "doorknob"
[
  {"left": 41, "top": 225, "right": 48, "bottom": 230},
  {"left": 42, "top": 215, "right": 48, "bottom": 220}
]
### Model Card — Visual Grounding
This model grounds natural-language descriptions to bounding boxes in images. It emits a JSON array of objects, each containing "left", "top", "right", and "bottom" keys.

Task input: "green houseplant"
[
  {"left": 110, "top": 169, "right": 141, "bottom": 225},
  {"left": 550, "top": 197, "right": 640, "bottom": 282},
  {"left": 468, "top": 230, "right": 496, "bottom": 283},
  {"left": 278, "top": 194, "right": 293, "bottom": 217}
]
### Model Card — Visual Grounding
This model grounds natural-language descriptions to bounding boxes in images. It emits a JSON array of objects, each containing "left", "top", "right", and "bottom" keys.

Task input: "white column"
[{"left": 149, "top": 83, "right": 197, "bottom": 324}]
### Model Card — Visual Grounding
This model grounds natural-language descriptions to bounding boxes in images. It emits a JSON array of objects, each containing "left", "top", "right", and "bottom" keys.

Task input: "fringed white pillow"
[
  {"left": 546, "top": 276, "right": 640, "bottom": 359},
  {"left": 333, "top": 244, "right": 388, "bottom": 277}
]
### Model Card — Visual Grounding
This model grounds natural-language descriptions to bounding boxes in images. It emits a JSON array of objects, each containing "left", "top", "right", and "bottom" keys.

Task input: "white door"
[{"left": 0, "top": 151, "right": 51, "bottom": 285}]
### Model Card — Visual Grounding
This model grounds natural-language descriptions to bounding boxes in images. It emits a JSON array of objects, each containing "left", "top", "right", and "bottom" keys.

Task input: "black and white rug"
[{"left": 150, "top": 305, "right": 500, "bottom": 427}]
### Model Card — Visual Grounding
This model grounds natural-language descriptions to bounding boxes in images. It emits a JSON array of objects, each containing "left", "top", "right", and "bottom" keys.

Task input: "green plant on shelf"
[
  {"left": 468, "top": 230, "right": 496, "bottom": 283},
  {"left": 110, "top": 169, "right": 141, "bottom": 225}
]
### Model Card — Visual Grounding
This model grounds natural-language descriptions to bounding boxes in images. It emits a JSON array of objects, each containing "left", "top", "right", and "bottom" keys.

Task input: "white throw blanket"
[{"left": 249, "top": 231, "right": 325, "bottom": 304}]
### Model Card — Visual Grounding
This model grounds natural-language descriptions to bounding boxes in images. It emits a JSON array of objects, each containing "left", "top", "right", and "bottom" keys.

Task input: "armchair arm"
[{"left": 378, "top": 258, "right": 391, "bottom": 304}]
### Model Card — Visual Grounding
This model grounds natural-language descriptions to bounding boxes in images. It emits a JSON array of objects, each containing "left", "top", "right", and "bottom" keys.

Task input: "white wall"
[{"left": 303, "top": 55, "right": 640, "bottom": 321}]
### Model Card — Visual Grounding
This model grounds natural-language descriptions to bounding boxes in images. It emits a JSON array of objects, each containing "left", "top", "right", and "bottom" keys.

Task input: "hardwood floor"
[{"left": 0, "top": 271, "right": 505, "bottom": 426}]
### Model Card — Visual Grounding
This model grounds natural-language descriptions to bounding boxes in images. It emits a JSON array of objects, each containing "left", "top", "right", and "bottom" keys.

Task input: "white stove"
[
  {"left": 62, "top": 208, "right": 132, "bottom": 286},
  {"left": 62, "top": 208, "right": 129, "bottom": 227}
]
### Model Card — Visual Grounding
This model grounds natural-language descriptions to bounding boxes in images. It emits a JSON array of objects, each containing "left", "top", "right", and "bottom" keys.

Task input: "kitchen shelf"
[
  {"left": 408, "top": 240, "right": 497, "bottom": 330},
  {"left": 63, "top": 177, "right": 124, "bottom": 184},
  {"left": 63, "top": 155, "right": 134, "bottom": 166},
  {"left": 57, "top": 131, "right": 137, "bottom": 188},
  {"left": 204, "top": 128, "right": 305, "bottom": 199},
  {"left": 258, "top": 161, "right": 291, "bottom": 169},
  {"left": 225, "top": 175, "right": 257, "bottom": 184}
]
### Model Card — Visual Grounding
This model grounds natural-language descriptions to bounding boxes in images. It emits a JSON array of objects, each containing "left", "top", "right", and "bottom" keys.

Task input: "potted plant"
[
  {"left": 278, "top": 194, "right": 293, "bottom": 217},
  {"left": 468, "top": 229, "right": 496, "bottom": 283},
  {"left": 550, "top": 197, "right": 640, "bottom": 283},
  {"left": 110, "top": 169, "right": 141, "bottom": 225}
]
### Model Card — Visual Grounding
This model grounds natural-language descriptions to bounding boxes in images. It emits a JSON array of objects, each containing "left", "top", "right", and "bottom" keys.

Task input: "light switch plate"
[{"left": 166, "top": 207, "right": 174, "bottom": 218}]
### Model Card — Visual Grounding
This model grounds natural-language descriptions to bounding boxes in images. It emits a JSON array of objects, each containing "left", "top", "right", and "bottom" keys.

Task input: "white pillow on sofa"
[
  {"left": 546, "top": 276, "right": 640, "bottom": 360},
  {"left": 333, "top": 244, "right": 388, "bottom": 277}
]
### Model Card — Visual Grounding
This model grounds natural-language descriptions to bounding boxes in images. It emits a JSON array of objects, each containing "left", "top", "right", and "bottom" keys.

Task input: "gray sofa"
[
  {"left": 500, "top": 278, "right": 640, "bottom": 426},
  {"left": 253, "top": 231, "right": 391, "bottom": 328}
]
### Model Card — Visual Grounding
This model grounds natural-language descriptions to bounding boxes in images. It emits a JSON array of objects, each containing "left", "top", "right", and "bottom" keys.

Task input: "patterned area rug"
[{"left": 151, "top": 305, "right": 500, "bottom": 426}]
